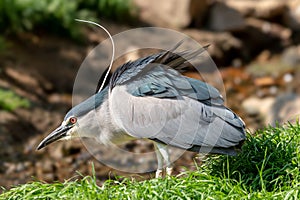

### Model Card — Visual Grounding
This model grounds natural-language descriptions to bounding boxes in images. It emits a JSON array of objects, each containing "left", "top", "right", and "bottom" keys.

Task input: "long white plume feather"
[{"left": 75, "top": 19, "right": 115, "bottom": 93}]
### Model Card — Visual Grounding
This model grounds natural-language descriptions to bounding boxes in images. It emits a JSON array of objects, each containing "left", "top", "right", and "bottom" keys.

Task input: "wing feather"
[{"left": 110, "top": 85, "right": 245, "bottom": 151}]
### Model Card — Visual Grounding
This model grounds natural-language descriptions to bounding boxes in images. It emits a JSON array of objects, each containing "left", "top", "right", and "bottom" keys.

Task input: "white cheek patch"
[
  {"left": 63, "top": 126, "right": 80, "bottom": 140},
  {"left": 62, "top": 135, "right": 72, "bottom": 140}
]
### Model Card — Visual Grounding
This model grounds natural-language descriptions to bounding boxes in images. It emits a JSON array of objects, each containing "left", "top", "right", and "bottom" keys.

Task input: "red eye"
[{"left": 69, "top": 117, "right": 77, "bottom": 124}]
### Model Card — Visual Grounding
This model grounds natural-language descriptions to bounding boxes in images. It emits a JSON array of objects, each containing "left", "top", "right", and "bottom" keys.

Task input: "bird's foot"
[
  {"left": 155, "top": 169, "right": 163, "bottom": 178},
  {"left": 166, "top": 167, "right": 173, "bottom": 178},
  {"left": 155, "top": 167, "right": 173, "bottom": 178}
]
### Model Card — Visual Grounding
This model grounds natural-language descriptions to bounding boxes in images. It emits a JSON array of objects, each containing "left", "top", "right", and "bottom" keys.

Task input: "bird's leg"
[
  {"left": 154, "top": 143, "right": 164, "bottom": 178},
  {"left": 155, "top": 143, "right": 173, "bottom": 177}
]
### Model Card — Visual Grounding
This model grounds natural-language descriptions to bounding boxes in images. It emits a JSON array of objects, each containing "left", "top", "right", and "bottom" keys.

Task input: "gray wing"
[
  {"left": 110, "top": 65, "right": 245, "bottom": 153},
  {"left": 126, "top": 65, "right": 224, "bottom": 106}
]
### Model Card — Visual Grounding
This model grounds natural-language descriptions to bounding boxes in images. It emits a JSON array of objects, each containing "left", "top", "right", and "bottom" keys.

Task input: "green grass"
[
  {"left": 0, "top": 0, "right": 134, "bottom": 38},
  {"left": 0, "top": 89, "right": 30, "bottom": 111},
  {"left": 1, "top": 123, "right": 300, "bottom": 199}
]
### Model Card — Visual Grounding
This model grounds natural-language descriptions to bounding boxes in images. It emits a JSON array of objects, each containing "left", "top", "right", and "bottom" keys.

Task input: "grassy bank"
[{"left": 1, "top": 123, "right": 299, "bottom": 199}]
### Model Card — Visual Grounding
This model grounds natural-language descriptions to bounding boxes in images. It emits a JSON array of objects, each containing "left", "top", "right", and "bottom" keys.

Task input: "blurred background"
[{"left": 1, "top": 0, "right": 300, "bottom": 189}]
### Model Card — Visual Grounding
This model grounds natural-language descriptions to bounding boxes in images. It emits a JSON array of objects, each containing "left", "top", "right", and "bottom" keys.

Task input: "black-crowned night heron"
[{"left": 37, "top": 43, "right": 245, "bottom": 178}]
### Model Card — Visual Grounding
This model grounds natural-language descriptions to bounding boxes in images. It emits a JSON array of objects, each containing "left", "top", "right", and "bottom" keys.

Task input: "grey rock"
[
  {"left": 283, "top": 0, "right": 300, "bottom": 31},
  {"left": 206, "top": 2, "right": 245, "bottom": 32},
  {"left": 271, "top": 93, "right": 300, "bottom": 126},
  {"left": 242, "top": 96, "right": 275, "bottom": 118},
  {"left": 133, "top": 0, "right": 209, "bottom": 28},
  {"left": 281, "top": 45, "right": 300, "bottom": 67},
  {"left": 184, "top": 29, "right": 242, "bottom": 65},
  {"left": 225, "top": 0, "right": 286, "bottom": 19}
]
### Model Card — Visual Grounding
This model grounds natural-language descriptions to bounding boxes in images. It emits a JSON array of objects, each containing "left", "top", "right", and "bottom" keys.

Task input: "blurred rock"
[
  {"left": 206, "top": 1, "right": 245, "bottom": 32},
  {"left": 269, "top": 86, "right": 279, "bottom": 95},
  {"left": 242, "top": 96, "right": 275, "bottom": 124},
  {"left": 35, "top": 161, "right": 46, "bottom": 180},
  {"left": 224, "top": 0, "right": 286, "bottom": 19},
  {"left": 42, "top": 173, "right": 55, "bottom": 182},
  {"left": 256, "top": 50, "right": 271, "bottom": 62},
  {"left": 4, "top": 162, "right": 16, "bottom": 175},
  {"left": 183, "top": 29, "right": 242, "bottom": 65},
  {"left": 23, "top": 136, "right": 41, "bottom": 154},
  {"left": 49, "top": 143, "right": 65, "bottom": 160},
  {"left": 246, "top": 18, "right": 291, "bottom": 42},
  {"left": 281, "top": 45, "right": 300, "bottom": 66},
  {"left": 283, "top": 73, "right": 294, "bottom": 83},
  {"left": 242, "top": 93, "right": 300, "bottom": 127},
  {"left": 242, "top": 97, "right": 260, "bottom": 116},
  {"left": 35, "top": 161, "right": 54, "bottom": 182},
  {"left": 133, "top": 0, "right": 209, "bottom": 28},
  {"left": 189, "top": 0, "right": 210, "bottom": 27},
  {"left": 254, "top": 76, "right": 276, "bottom": 87},
  {"left": 271, "top": 93, "right": 300, "bottom": 125},
  {"left": 247, "top": 61, "right": 293, "bottom": 77},
  {"left": 232, "top": 25, "right": 284, "bottom": 62},
  {"left": 42, "top": 160, "right": 53, "bottom": 173},
  {"left": 283, "top": 0, "right": 300, "bottom": 31}
]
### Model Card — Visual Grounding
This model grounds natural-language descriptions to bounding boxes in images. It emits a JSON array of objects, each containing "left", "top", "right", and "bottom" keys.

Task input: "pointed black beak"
[{"left": 36, "top": 125, "right": 72, "bottom": 150}]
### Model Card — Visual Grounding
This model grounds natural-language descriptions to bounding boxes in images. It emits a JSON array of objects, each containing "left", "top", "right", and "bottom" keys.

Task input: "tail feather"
[{"left": 188, "top": 140, "right": 244, "bottom": 156}]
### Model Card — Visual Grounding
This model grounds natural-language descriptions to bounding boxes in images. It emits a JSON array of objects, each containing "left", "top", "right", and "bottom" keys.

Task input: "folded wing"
[{"left": 108, "top": 44, "right": 245, "bottom": 155}]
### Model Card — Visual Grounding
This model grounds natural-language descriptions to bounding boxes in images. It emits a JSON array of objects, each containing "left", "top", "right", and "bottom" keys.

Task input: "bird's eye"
[{"left": 69, "top": 117, "right": 77, "bottom": 124}]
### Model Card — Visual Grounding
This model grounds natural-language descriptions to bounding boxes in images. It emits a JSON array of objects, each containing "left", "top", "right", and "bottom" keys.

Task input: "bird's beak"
[{"left": 36, "top": 125, "right": 71, "bottom": 150}]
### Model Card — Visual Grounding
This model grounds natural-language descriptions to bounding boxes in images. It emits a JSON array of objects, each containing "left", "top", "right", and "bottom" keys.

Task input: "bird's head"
[
  {"left": 36, "top": 114, "right": 80, "bottom": 150},
  {"left": 37, "top": 87, "right": 109, "bottom": 150}
]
